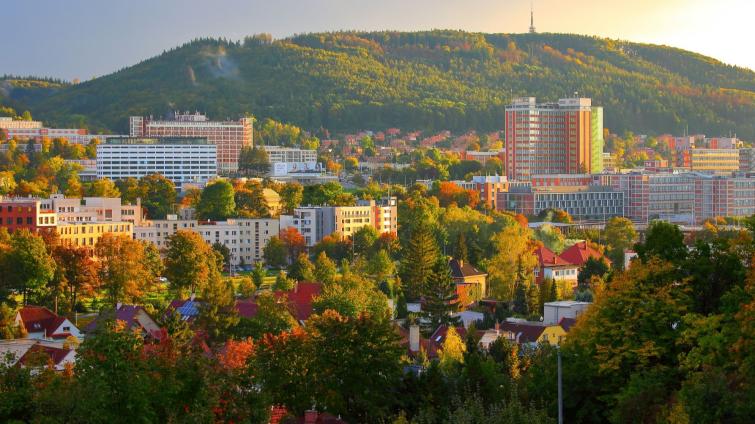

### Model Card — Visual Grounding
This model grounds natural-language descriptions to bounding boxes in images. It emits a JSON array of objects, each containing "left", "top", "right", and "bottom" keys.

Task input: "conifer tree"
[
  {"left": 422, "top": 257, "right": 459, "bottom": 329},
  {"left": 399, "top": 222, "right": 439, "bottom": 300}
]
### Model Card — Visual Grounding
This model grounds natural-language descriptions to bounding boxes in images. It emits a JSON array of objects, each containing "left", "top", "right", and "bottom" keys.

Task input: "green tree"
[
  {"left": 279, "top": 182, "right": 303, "bottom": 214},
  {"left": 238, "top": 146, "right": 271, "bottom": 177},
  {"left": 138, "top": 173, "right": 176, "bottom": 219},
  {"left": 604, "top": 217, "right": 637, "bottom": 268},
  {"left": 635, "top": 221, "right": 687, "bottom": 264},
  {"left": 197, "top": 180, "right": 236, "bottom": 220},
  {"left": 273, "top": 270, "right": 294, "bottom": 291},
  {"left": 3, "top": 230, "right": 56, "bottom": 304},
  {"left": 164, "top": 230, "right": 214, "bottom": 295},
  {"left": 287, "top": 253, "right": 315, "bottom": 282},
  {"left": 422, "top": 258, "right": 459, "bottom": 328},
  {"left": 438, "top": 326, "right": 466, "bottom": 374},
  {"left": 577, "top": 257, "right": 610, "bottom": 290},
  {"left": 251, "top": 261, "right": 266, "bottom": 288},
  {"left": 196, "top": 252, "right": 239, "bottom": 344},
  {"left": 487, "top": 224, "right": 537, "bottom": 301},
  {"left": 85, "top": 178, "right": 121, "bottom": 198},
  {"left": 399, "top": 222, "right": 440, "bottom": 300},
  {"left": 313, "top": 251, "right": 338, "bottom": 285},
  {"left": 212, "top": 242, "right": 231, "bottom": 271},
  {"left": 233, "top": 292, "right": 298, "bottom": 339},
  {"left": 51, "top": 245, "right": 99, "bottom": 314},
  {"left": 263, "top": 236, "right": 287, "bottom": 268},
  {"left": 352, "top": 225, "right": 378, "bottom": 256}
]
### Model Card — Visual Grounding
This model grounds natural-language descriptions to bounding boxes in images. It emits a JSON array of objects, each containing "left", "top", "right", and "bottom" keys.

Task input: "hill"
[{"left": 2, "top": 31, "right": 754, "bottom": 138}]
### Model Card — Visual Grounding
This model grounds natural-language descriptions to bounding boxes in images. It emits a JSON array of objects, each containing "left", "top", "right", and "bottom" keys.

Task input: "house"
[
  {"left": 533, "top": 245, "right": 579, "bottom": 287},
  {"left": 451, "top": 310, "right": 485, "bottom": 328},
  {"left": 268, "top": 406, "right": 347, "bottom": 424},
  {"left": 14, "top": 306, "right": 81, "bottom": 341},
  {"left": 168, "top": 297, "right": 203, "bottom": 321},
  {"left": 543, "top": 300, "right": 591, "bottom": 325},
  {"left": 559, "top": 241, "right": 610, "bottom": 268},
  {"left": 234, "top": 282, "right": 323, "bottom": 324},
  {"left": 449, "top": 258, "right": 487, "bottom": 304},
  {"left": 399, "top": 323, "right": 469, "bottom": 360},
  {"left": 84, "top": 304, "right": 161, "bottom": 337},
  {"left": 0, "top": 339, "right": 76, "bottom": 371},
  {"left": 498, "top": 319, "right": 566, "bottom": 346},
  {"left": 559, "top": 317, "right": 577, "bottom": 332}
]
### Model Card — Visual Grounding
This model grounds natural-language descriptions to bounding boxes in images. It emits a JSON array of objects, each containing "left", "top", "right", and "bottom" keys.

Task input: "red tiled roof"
[
  {"left": 18, "top": 306, "right": 69, "bottom": 337},
  {"left": 235, "top": 300, "right": 259, "bottom": 319},
  {"left": 19, "top": 343, "right": 71, "bottom": 367},
  {"left": 534, "top": 246, "right": 572, "bottom": 267},
  {"left": 558, "top": 241, "right": 609, "bottom": 267},
  {"left": 275, "top": 282, "right": 322, "bottom": 321}
]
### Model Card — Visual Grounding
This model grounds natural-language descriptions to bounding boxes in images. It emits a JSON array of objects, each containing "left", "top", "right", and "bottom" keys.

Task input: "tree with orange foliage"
[
  {"left": 95, "top": 233, "right": 152, "bottom": 306},
  {"left": 279, "top": 226, "right": 306, "bottom": 263}
]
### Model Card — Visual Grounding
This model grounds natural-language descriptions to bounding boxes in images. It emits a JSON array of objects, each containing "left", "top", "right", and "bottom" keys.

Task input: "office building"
[
  {"left": 97, "top": 137, "right": 217, "bottom": 185},
  {"left": 504, "top": 97, "right": 603, "bottom": 181},
  {"left": 740, "top": 148, "right": 755, "bottom": 172},
  {"left": 129, "top": 112, "right": 252, "bottom": 174},
  {"left": 688, "top": 148, "right": 740, "bottom": 173},
  {"left": 452, "top": 175, "right": 509, "bottom": 209},
  {"left": 497, "top": 186, "right": 624, "bottom": 221},
  {"left": 0, "top": 117, "right": 114, "bottom": 144},
  {"left": 134, "top": 217, "right": 279, "bottom": 267}
]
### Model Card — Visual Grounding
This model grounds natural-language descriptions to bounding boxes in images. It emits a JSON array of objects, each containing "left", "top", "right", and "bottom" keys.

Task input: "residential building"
[
  {"left": 97, "top": 137, "right": 217, "bottom": 185},
  {"left": 505, "top": 97, "right": 603, "bottom": 181},
  {"left": 533, "top": 245, "right": 579, "bottom": 288},
  {"left": 559, "top": 241, "right": 610, "bottom": 267},
  {"left": 56, "top": 221, "right": 134, "bottom": 250},
  {"left": 14, "top": 306, "right": 81, "bottom": 341},
  {"left": 452, "top": 175, "right": 508, "bottom": 209},
  {"left": 129, "top": 112, "right": 252, "bottom": 174},
  {"left": 0, "top": 198, "right": 57, "bottom": 232},
  {"left": 0, "top": 117, "right": 113, "bottom": 144},
  {"left": 83, "top": 304, "right": 161, "bottom": 337},
  {"left": 289, "top": 197, "right": 398, "bottom": 247},
  {"left": 0, "top": 339, "right": 76, "bottom": 372},
  {"left": 41, "top": 195, "right": 144, "bottom": 226},
  {"left": 449, "top": 258, "right": 487, "bottom": 303},
  {"left": 480, "top": 319, "right": 567, "bottom": 348},
  {"left": 134, "top": 216, "right": 279, "bottom": 266},
  {"left": 693, "top": 174, "right": 755, "bottom": 222},
  {"left": 543, "top": 300, "right": 591, "bottom": 325}
]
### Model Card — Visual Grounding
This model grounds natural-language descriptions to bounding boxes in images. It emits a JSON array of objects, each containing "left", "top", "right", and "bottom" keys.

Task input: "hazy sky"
[{"left": 2, "top": 0, "right": 753, "bottom": 81}]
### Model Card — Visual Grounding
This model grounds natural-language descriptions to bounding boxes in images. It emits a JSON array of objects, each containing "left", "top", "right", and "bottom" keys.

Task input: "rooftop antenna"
[{"left": 529, "top": 1, "right": 537, "bottom": 34}]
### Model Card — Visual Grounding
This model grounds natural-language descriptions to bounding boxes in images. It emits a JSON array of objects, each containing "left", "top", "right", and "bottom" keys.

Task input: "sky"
[{"left": 1, "top": 0, "right": 753, "bottom": 81}]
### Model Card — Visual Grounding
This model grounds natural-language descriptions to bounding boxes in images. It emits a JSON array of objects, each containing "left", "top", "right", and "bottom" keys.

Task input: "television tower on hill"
[{"left": 529, "top": 1, "right": 537, "bottom": 33}]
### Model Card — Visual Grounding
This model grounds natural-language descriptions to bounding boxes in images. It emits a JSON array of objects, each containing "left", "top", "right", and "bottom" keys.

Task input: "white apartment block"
[
  {"left": 134, "top": 216, "right": 279, "bottom": 266},
  {"left": 97, "top": 137, "right": 217, "bottom": 185},
  {"left": 288, "top": 197, "right": 398, "bottom": 247},
  {"left": 41, "top": 195, "right": 144, "bottom": 226},
  {"left": 262, "top": 146, "right": 319, "bottom": 176}
]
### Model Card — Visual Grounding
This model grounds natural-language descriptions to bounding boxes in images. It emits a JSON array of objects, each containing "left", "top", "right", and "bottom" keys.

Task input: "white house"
[{"left": 14, "top": 306, "right": 81, "bottom": 341}]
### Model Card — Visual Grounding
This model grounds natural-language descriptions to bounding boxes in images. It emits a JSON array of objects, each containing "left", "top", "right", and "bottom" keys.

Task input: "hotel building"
[
  {"left": 129, "top": 112, "right": 252, "bottom": 174},
  {"left": 97, "top": 137, "right": 217, "bottom": 185}
]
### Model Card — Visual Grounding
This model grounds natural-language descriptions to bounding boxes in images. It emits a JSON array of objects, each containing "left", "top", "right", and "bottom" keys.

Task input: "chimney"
[
  {"left": 304, "top": 409, "right": 318, "bottom": 424},
  {"left": 116, "top": 302, "right": 122, "bottom": 310},
  {"left": 189, "top": 293, "right": 196, "bottom": 302},
  {"left": 495, "top": 321, "right": 501, "bottom": 335},
  {"left": 458, "top": 259, "right": 464, "bottom": 268},
  {"left": 409, "top": 324, "right": 420, "bottom": 352}
]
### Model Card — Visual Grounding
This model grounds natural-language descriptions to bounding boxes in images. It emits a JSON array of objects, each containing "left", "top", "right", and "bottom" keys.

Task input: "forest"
[{"left": 1, "top": 30, "right": 753, "bottom": 138}]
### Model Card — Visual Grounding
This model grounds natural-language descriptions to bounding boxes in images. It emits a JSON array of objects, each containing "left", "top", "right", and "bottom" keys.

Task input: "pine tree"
[
  {"left": 512, "top": 260, "right": 529, "bottom": 316},
  {"left": 399, "top": 222, "right": 440, "bottom": 300},
  {"left": 455, "top": 232, "right": 469, "bottom": 263},
  {"left": 197, "top": 253, "right": 239, "bottom": 344},
  {"left": 422, "top": 257, "right": 459, "bottom": 329}
]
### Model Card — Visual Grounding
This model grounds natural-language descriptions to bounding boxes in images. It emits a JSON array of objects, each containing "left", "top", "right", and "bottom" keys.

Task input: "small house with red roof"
[
  {"left": 234, "top": 282, "right": 323, "bottom": 324},
  {"left": 0, "top": 339, "right": 76, "bottom": 372},
  {"left": 83, "top": 304, "right": 160, "bottom": 338},
  {"left": 14, "top": 306, "right": 81, "bottom": 341},
  {"left": 559, "top": 241, "right": 610, "bottom": 267},
  {"left": 533, "top": 245, "right": 579, "bottom": 287}
]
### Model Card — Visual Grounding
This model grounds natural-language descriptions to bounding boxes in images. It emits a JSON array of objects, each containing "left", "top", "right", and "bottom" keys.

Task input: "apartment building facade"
[
  {"left": 41, "top": 195, "right": 144, "bottom": 226},
  {"left": 129, "top": 112, "right": 252, "bottom": 174},
  {"left": 97, "top": 137, "right": 217, "bottom": 185},
  {"left": 504, "top": 97, "right": 603, "bottom": 181},
  {"left": 497, "top": 186, "right": 624, "bottom": 221},
  {"left": 134, "top": 217, "right": 279, "bottom": 266}
]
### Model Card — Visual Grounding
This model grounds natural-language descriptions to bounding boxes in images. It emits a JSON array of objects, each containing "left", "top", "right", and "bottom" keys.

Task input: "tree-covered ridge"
[{"left": 5, "top": 31, "right": 755, "bottom": 138}]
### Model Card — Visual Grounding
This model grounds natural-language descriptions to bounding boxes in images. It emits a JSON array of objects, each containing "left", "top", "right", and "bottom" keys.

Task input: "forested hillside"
[{"left": 3, "top": 31, "right": 754, "bottom": 137}]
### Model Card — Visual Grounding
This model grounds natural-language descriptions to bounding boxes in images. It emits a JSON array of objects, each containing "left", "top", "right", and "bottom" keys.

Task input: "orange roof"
[{"left": 534, "top": 245, "right": 572, "bottom": 267}]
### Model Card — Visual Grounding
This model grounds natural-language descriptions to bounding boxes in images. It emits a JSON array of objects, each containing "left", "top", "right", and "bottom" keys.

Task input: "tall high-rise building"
[
  {"left": 129, "top": 112, "right": 252, "bottom": 174},
  {"left": 505, "top": 97, "right": 602, "bottom": 181}
]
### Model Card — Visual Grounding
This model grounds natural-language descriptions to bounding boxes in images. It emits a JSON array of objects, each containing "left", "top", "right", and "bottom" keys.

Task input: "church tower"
[{"left": 529, "top": 2, "right": 536, "bottom": 33}]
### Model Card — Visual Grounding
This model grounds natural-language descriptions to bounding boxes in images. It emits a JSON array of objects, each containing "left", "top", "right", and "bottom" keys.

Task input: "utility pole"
[{"left": 557, "top": 345, "right": 563, "bottom": 424}]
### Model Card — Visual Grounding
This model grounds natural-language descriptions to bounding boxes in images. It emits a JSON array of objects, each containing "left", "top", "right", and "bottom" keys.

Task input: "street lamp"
[{"left": 557, "top": 344, "right": 563, "bottom": 424}]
